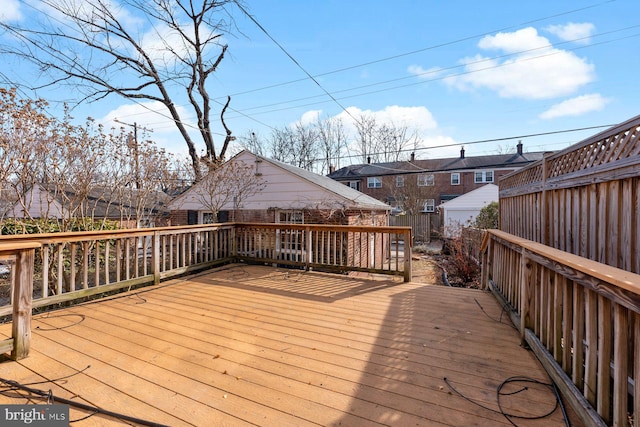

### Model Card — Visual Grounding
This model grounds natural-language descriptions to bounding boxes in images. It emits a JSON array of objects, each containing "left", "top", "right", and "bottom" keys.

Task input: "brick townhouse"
[{"left": 328, "top": 142, "right": 546, "bottom": 214}]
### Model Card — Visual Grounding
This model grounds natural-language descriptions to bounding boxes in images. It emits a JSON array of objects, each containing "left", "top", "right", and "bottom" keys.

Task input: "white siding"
[
  {"left": 169, "top": 151, "right": 387, "bottom": 212},
  {"left": 439, "top": 184, "right": 498, "bottom": 238}
]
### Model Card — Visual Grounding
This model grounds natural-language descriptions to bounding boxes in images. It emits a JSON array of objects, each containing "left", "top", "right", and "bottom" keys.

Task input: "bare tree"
[
  {"left": 192, "top": 159, "right": 265, "bottom": 222},
  {"left": 315, "top": 115, "right": 347, "bottom": 174},
  {"left": 238, "top": 130, "right": 266, "bottom": 156},
  {"left": 269, "top": 124, "right": 319, "bottom": 171},
  {"left": 354, "top": 113, "right": 381, "bottom": 163},
  {"left": 0, "top": 0, "right": 244, "bottom": 181},
  {"left": 353, "top": 113, "right": 419, "bottom": 164},
  {"left": 386, "top": 174, "right": 437, "bottom": 215},
  {"left": 0, "top": 88, "right": 181, "bottom": 231}
]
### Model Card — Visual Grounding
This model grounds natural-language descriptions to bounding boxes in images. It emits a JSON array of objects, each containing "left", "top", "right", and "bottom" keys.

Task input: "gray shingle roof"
[{"left": 328, "top": 151, "right": 547, "bottom": 179}]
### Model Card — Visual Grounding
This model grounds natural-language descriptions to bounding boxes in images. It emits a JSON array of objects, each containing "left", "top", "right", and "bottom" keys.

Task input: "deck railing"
[
  {"left": 235, "top": 223, "right": 411, "bottom": 281},
  {"left": 0, "top": 241, "right": 39, "bottom": 360},
  {"left": 481, "top": 229, "right": 639, "bottom": 427},
  {"left": 0, "top": 222, "right": 411, "bottom": 360}
]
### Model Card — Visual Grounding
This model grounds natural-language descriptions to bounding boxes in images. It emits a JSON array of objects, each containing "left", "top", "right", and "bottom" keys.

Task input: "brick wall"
[{"left": 353, "top": 169, "right": 514, "bottom": 206}]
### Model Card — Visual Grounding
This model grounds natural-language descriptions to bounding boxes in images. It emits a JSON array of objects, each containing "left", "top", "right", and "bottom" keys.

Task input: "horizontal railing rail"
[
  {"left": 0, "top": 222, "right": 412, "bottom": 360},
  {"left": 481, "top": 229, "right": 639, "bottom": 427}
]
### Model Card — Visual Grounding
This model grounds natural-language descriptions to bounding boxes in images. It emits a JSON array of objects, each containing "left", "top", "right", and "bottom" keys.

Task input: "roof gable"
[{"left": 169, "top": 151, "right": 389, "bottom": 212}]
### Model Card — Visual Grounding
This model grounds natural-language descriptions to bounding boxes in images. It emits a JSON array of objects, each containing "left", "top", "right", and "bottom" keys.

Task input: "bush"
[
  {"left": 0, "top": 218, "right": 120, "bottom": 235},
  {"left": 443, "top": 234, "right": 480, "bottom": 286},
  {"left": 475, "top": 201, "right": 499, "bottom": 229}
]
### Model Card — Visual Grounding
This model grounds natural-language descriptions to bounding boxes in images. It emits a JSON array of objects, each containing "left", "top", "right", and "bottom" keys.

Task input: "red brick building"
[{"left": 328, "top": 142, "right": 546, "bottom": 214}]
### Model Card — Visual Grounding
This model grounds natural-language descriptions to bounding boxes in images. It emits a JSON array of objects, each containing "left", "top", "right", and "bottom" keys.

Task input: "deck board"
[{"left": 0, "top": 264, "right": 577, "bottom": 426}]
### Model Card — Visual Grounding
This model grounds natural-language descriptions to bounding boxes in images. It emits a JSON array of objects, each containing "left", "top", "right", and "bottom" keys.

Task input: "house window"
[
  {"left": 278, "top": 210, "right": 304, "bottom": 224},
  {"left": 367, "top": 177, "right": 382, "bottom": 188},
  {"left": 451, "top": 173, "right": 460, "bottom": 185},
  {"left": 202, "top": 212, "right": 216, "bottom": 224},
  {"left": 346, "top": 181, "right": 360, "bottom": 191},
  {"left": 423, "top": 199, "right": 435, "bottom": 212},
  {"left": 396, "top": 176, "right": 404, "bottom": 187},
  {"left": 474, "top": 170, "right": 494, "bottom": 183},
  {"left": 418, "top": 174, "right": 434, "bottom": 186}
]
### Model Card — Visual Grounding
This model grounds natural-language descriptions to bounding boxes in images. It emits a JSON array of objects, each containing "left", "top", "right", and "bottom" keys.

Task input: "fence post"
[
  {"left": 12, "top": 246, "right": 37, "bottom": 360},
  {"left": 403, "top": 228, "right": 412, "bottom": 282}
]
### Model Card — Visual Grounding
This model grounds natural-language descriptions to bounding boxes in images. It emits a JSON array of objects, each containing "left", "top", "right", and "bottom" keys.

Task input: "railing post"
[
  {"left": 403, "top": 228, "right": 412, "bottom": 282},
  {"left": 480, "top": 231, "right": 491, "bottom": 290},
  {"left": 519, "top": 248, "right": 532, "bottom": 346},
  {"left": 152, "top": 231, "right": 160, "bottom": 285},
  {"left": 12, "top": 247, "right": 36, "bottom": 360},
  {"left": 231, "top": 225, "right": 237, "bottom": 260},
  {"left": 305, "top": 226, "right": 311, "bottom": 271}
]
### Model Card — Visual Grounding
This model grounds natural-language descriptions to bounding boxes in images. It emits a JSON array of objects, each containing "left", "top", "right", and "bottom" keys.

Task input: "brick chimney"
[
  {"left": 410, "top": 152, "right": 415, "bottom": 161},
  {"left": 460, "top": 147, "right": 465, "bottom": 159},
  {"left": 329, "top": 165, "right": 335, "bottom": 174},
  {"left": 517, "top": 140, "right": 523, "bottom": 155}
]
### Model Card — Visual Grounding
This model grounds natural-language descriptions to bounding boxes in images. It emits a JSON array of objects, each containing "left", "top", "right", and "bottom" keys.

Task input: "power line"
[
  {"left": 222, "top": 0, "right": 616, "bottom": 99},
  {"left": 233, "top": 0, "right": 361, "bottom": 126},
  {"left": 225, "top": 27, "right": 640, "bottom": 119},
  {"left": 310, "top": 123, "right": 615, "bottom": 166}
]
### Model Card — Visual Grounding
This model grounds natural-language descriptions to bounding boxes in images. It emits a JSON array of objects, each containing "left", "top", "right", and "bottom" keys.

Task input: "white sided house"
[
  {"left": 168, "top": 151, "right": 391, "bottom": 226},
  {"left": 438, "top": 184, "right": 498, "bottom": 238}
]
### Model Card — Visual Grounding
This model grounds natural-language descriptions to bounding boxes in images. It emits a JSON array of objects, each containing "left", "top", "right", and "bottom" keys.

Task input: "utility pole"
[{"left": 114, "top": 119, "right": 152, "bottom": 189}]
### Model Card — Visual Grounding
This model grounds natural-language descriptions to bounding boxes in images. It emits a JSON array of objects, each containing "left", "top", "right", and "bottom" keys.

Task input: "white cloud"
[
  {"left": 99, "top": 101, "right": 196, "bottom": 156},
  {"left": 407, "top": 65, "right": 443, "bottom": 79},
  {"left": 478, "top": 27, "right": 552, "bottom": 53},
  {"left": 545, "top": 22, "right": 595, "bottom": 44},
  {"left": 334, "top": 105, "right": 438, "bottom": 134},
  {"left": 539, "top": 93, "right": 610, "bottom": 120},
  {"left": 444, "top": 27, "right": 595, "bottom": 100},
  {"left": 320, "top": 105, "right": 466, "bottom": 157},
  {"left": 0, "top": 0, "right": 23, "bottom": 21},
  {"left": 297, "top": 110, "right": 323, "bottom": 126}
]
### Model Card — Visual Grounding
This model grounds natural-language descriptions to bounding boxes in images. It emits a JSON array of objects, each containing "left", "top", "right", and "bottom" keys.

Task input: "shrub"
[
  {"left": 0, "top": 218, "right": 120, "bottom": 235},
  {"left": 475, "top": 201, "right": 499, "bottom": 229},
  {"left": 443, "top": 234, "right": 480, "bottom": 285}
]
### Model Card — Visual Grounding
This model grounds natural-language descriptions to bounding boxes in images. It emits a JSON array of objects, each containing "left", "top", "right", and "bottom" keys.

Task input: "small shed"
[
  {"left": 168, "top": 151, "right": 391, "bottom": 226},
  {"left": 438, "top": 184, "right": 498, "bottom": 238}
]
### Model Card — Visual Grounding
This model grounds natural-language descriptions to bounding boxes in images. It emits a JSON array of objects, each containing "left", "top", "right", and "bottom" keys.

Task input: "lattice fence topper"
[{"left": 501, "top": 114, "right": 640, "bottom": 191}]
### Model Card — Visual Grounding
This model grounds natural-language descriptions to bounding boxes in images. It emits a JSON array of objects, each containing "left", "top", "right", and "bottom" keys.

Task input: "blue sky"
[{"left": 1, "top": 0, "right": 639, "bottom": 162}]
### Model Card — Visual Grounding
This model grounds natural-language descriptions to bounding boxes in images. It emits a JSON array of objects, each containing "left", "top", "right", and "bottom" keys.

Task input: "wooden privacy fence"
[
  {"left": 0, "top": 222, "right": 412, "bottom": 360},
  {"left": 389, "top": 213, "right": 432, "bottom": 243},
  {"left": 499, "top": 114, "right": 640, "bottom": 273},
  {"left": 481, "top": 229, "right": 639, "bottom": 427}
]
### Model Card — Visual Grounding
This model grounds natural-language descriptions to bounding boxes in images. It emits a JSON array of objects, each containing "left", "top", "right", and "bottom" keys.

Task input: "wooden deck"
[{"left": 0, "top": 264, "right": 576, "bottom": 426}]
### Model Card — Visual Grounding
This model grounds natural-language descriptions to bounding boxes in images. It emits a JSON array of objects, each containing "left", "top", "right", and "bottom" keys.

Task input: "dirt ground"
[
  {"left": 411, "top": 240, "right": 445, "bottom": 285},
  {"left": 411, "top": 239, "right": 481, "bottom": 288}
]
